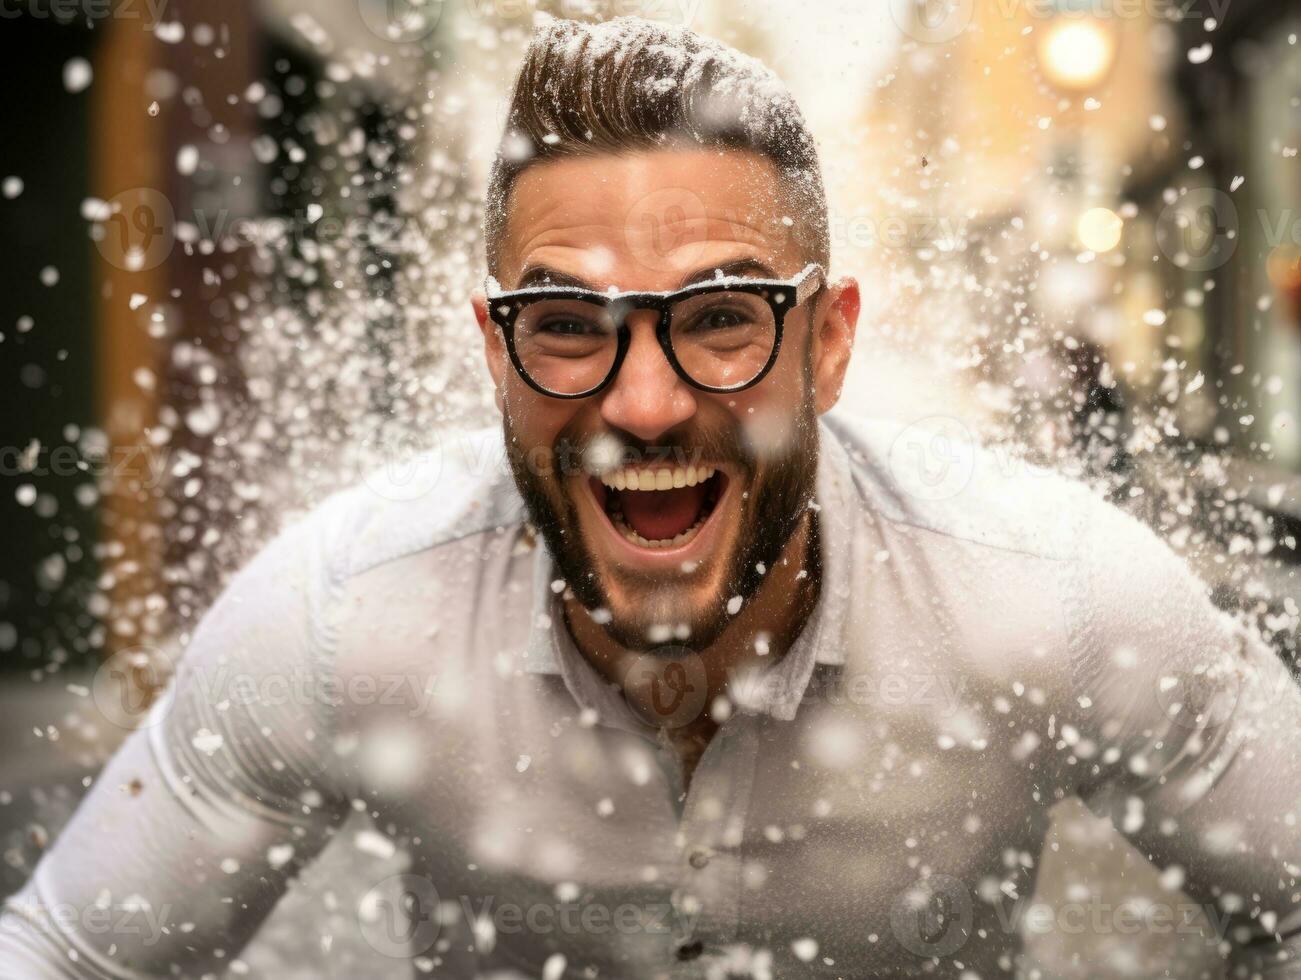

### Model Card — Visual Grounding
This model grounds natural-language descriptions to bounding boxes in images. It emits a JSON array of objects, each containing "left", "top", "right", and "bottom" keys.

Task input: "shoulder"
[
  {"left": 822, "top": 410, "right": 1102, "bottom": 563},
  {"left": 822, "top": 411, "right": 1223, "bottom": 680},
  {"left": 267, "top": 425, "right": 526, "bottom": 590},
  {"left": 175, "top": 426, "right": 523, "bottom": 657}
]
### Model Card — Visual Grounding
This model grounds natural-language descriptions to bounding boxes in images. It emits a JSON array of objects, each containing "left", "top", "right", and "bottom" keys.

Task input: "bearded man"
[{"left": 2, "top": 16, "right": 1299, "bottom": 979}]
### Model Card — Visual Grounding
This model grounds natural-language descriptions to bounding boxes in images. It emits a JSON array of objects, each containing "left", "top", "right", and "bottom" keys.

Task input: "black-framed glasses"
[{"left": 484, "top": 263, "right": 825, "bottom": 399}]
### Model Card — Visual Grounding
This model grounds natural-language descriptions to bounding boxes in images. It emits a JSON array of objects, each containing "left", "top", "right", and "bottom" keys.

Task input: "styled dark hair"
[{"left": 483, "top": 16, "right": 831, "bottom": 276}]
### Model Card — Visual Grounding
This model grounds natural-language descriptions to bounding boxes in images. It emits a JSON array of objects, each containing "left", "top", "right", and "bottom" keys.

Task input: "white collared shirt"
[{"left": 2, "top": 412, "right": 1299, "bottom": 978}]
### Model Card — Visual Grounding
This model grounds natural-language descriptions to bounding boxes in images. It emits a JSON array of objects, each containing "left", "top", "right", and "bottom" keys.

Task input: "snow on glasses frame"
[{"left": 484, "top": 263, "right": 826, "bottom": 399}]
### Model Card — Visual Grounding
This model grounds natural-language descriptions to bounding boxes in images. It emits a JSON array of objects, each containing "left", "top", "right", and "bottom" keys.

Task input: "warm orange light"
[
  {"left": 1076, "top": 207, "right": 1123, "bottom": 253},
  {"left": 1268, "top": 244, "right": 1301, "bottom": 291},
  {"left": 1036, "top": 18, "right": 1118, "bottom": 91}
]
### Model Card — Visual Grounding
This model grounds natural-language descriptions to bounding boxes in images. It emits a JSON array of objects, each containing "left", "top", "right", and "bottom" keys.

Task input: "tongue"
[{"left": 619, "top": 482, "right": 707, "bottom": 541}]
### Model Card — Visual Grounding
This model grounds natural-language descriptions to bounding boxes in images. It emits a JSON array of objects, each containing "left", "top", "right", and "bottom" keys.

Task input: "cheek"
[
  {"left": 741, "top": 402, "right": 804, "bottom": 463},
  {"left": 505, "top": 383, "right": 573, "bottom": 452},
  {"left": 724, "top": 356, "right": 811, "bottom": 462}
]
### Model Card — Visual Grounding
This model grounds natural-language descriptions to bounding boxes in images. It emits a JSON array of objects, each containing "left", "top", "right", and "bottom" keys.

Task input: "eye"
[
  {"left": 539, "top": 317, "right": 603, "bottom": 336},
  {"left": 697, "top": 309, "right": 745, "bottom": 331},
  {"left": 681, "top": 304, "right": 754, "bottom": 334}
]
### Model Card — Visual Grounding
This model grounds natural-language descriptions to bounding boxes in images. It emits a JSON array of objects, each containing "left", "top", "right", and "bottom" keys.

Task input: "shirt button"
[
  {"left": 688, "top": 847, "right": 711, "bottom": 869},
  {"left": 675, "top": 939, "right": 704, "bottom": 961}
]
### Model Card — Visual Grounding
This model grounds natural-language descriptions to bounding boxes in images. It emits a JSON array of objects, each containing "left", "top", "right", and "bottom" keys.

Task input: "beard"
[{"left": 503, "top": 357, "right": 820, "bottom": 654}]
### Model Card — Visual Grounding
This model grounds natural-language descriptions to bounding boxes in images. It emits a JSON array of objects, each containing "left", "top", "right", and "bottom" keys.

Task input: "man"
[{"left": 2, "top": 15, "right": 1299, "bottom": 979}]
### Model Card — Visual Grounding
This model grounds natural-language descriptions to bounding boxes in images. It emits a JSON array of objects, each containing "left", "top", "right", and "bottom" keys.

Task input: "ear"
[
  {"left": 472, "top": 287, "right": 507, "bottom": 414},
  {"left": 810, "top": 275, "right": 860, "bottom": 415}
]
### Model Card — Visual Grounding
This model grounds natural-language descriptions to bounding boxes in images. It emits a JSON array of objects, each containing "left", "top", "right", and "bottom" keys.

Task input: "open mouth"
[{"left": 588, "top": 465, "right": 728, "bottom": 551}]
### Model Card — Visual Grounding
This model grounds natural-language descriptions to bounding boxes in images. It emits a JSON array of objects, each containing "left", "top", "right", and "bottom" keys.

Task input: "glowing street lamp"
[
  {"left": 1036, "top": 17, "right": 1119, "bottom": 92},
  {"left": 1076, "top": 206, "right": 1123, "bottom": 253}
]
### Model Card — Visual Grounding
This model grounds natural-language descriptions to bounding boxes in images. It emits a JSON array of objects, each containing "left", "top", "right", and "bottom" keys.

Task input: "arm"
[
  {"left": 0, "top": 504, "right": 354, "bottom": 978},
  {"left": 1068, "top": 500, "right": 1301, "bottom": 975}
]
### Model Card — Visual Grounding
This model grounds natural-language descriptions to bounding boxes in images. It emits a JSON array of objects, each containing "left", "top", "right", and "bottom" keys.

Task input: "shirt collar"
[{"left": 522, "top": 415, "right": 858, "bottom": 723}]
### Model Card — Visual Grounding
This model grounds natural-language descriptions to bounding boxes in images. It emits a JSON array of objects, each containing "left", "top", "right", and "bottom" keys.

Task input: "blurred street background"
[{"left": 2, "top": 0, "right": 1300, "bottom": 975}]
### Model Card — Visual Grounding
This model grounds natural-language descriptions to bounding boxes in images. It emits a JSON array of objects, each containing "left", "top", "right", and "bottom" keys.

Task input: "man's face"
[{"left": 474, "top": 149, "right": 857, "bottom": 651}]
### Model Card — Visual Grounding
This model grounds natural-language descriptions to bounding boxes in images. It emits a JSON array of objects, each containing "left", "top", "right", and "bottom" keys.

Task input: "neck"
[{"left": 562, "top": 511, "right": 822, "bottom": 776}]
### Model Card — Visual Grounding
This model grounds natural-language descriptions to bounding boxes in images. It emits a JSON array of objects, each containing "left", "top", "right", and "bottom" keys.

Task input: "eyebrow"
[
  {"left": 680, "top": 258, "right": 780, "bottom": 287},
  {"left": 514, "top": 258, "right": 781, "bottom": 292},
  {"left": 516, "top": 267, "right": 593, "bottom": 290}
]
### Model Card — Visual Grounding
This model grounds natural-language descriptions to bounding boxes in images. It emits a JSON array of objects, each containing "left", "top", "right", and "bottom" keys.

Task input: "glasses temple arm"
[{"left": 794, "top": 264, "right": 826, "bottom": 306}]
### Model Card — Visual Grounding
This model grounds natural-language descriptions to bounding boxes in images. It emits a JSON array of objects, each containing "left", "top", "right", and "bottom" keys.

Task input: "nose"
[{"left": 599, "top": 310, "right": 697, "bottom": 441}]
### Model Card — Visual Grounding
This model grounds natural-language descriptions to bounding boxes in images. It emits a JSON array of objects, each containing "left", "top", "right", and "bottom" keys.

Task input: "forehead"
[{"left": 497, "top": 148, "right": 804, "bottom": 291}]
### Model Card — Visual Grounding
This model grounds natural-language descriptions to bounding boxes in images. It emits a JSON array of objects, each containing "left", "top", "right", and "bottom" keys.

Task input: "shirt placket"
[{"left": 664, "top": 716, "right": 761, "bottom": 965}]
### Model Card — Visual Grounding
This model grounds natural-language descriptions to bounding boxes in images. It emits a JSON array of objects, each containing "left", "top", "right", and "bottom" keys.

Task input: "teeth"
[
  {"left": 600, "top": 465, "right": 716, "bottom": 492},
  {"left": 611, "top": 510, "right": 709, "bottom": 549},
  {"left": 596, "top": 464, "right": 721, "bottom": 551}
]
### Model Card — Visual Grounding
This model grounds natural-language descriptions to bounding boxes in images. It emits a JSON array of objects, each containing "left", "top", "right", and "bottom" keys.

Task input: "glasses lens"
[
  {"left": 669, "top": 291, "right": 777, "bottom": 390},
  {"left": 514, "top": 299, "right": 618, "bottom": 395}
]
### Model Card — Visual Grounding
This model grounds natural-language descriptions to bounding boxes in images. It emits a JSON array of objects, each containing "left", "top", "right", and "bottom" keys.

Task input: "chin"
[{"left": 581, "top": 551, "right": 735, "bottom": 652}]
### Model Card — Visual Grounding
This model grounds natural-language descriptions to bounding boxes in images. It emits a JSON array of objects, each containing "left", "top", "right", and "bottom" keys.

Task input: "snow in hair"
[{"left": 483, "top": 15, "right": 831, "bottom": 273}]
